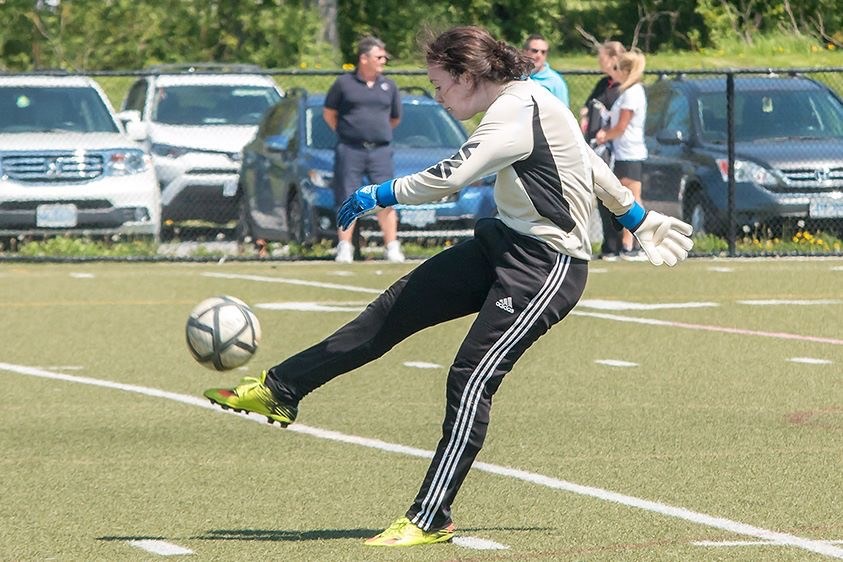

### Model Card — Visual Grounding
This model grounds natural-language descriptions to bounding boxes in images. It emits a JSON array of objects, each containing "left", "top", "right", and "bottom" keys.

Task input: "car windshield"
[
  {"left": 304, "top": 101, "right": 467, "bottom": 149},
  {"left": 0, "top": 86, "right": 119, "bottom": 133},
  {"left": 152, "top": 85, "right": 281, "bottom": 126},
  {"left": 697, "top": 88, "right": 843, "bottom": 142}
]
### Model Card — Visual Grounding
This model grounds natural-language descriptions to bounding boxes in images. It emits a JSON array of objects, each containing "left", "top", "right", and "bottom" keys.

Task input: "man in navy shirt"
[{"left": 324, "top": 36, "right": 404, "bottom": 262}]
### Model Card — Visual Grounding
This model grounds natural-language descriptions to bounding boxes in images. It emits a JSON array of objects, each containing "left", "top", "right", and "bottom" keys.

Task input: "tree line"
[{"left": 0, "top": 0, "right": 839, "bottom": 71}]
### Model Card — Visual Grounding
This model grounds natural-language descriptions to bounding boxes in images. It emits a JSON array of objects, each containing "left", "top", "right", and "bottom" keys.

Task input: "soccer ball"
[{"left": 185, "top": 296, "right": 261, "bottom": 371}]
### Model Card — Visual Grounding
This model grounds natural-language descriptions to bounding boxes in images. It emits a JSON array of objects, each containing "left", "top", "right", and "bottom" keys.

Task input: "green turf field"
[{"left": 1, "top": 257, "right": 842, "bottom": 561}]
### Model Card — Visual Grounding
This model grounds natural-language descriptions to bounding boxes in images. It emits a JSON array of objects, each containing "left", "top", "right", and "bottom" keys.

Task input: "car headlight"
[
  {"left": 150, "top": 143, "right": 190, "bottom": 159},
  {"left": 716, "top": 158, "right": 785, "bottom": 187},
  {"left": 307, "top": 168, "right": 333, "bottom": 188},
  {"left": 103, "top": 149, "right": 151, "bottom": 176}
]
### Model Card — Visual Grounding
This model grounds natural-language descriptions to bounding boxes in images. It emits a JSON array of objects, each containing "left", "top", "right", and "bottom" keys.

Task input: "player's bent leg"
[
  {"left": 364, "top": 517, "right": 455, "bottom": 547},
  {"left": 203, "top": 370, "right": 298, "bottom": 426}
]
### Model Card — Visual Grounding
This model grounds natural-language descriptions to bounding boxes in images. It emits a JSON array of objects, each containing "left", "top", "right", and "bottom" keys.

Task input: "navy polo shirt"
[{"left": 324, "top": 72, "right": 401, "bottom": 145}]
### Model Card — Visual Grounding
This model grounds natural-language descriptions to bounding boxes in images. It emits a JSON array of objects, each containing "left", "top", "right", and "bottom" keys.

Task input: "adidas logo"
[{"left": 495, "top": 296, "right": 514, "bottom": 314}]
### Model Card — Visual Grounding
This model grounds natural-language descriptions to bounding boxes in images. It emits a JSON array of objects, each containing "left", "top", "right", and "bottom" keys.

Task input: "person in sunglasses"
[
  {"left": 523, "top": 33, "right": 569, "bottom": 106},
  {"left": 324, "top": 35, "right": 404, "bottom": 263}
]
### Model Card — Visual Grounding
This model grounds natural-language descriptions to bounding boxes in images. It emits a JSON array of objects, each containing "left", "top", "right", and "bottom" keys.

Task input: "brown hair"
[
  {"left": 523, "top": 34, "right": 548, "bottom": 50},
  {"left": 423, "top": 26, "right": 534, "bottom": 88}
]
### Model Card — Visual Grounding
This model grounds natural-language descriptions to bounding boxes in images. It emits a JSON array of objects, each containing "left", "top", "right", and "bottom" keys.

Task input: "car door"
[
  {"left": 264, "top": 99, "right": 298, "bottom": 216},
  {"left": 643, "top": 84, "right": 691, "bottom": 218}
]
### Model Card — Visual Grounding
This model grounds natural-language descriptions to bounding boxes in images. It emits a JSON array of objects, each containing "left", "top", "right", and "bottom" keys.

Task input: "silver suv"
[
  {"left": 0, "top": 74, "right": 160, "bottom": 240},
  {"left": 118, "top": 64, "right": 283, "bottom": 236}
]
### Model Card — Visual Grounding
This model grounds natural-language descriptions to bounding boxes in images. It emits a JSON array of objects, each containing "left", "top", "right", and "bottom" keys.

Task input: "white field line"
[
  {"left": 127, "top": 539, "right": 192, "bottom": 556},
  {"left": 595, "top": 359, "right": 638, "bottom": 368},
  {"left": 404, "top": 361, "right": 443, "bottom": 369},
  {"left": 3, "top": 363, "right": 843, "bottom": 559},
  {"left": 788, "top": 357, "right": 834, "bottom": 365},
  {"left": 694, "top": 539, "right": 843, "bottom": 547},
  {"left": 453, "top": 536, "right": 509, "bottom": 550},
  {"left": 579, "top": 299, "right": 718, "bottom": 310},
  {"left": 205, "top": 273, "right": 843, "bottom": 346},
  {"left": 571, "top": 310, "right": 843, "bottom": 346},
  {"left": 201, "top": 272, "right": 382, "bottom": 294}
]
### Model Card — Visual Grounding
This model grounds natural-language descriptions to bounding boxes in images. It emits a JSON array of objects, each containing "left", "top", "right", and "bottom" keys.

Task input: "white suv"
[
  {"left": 0, "top": 74, "right": 160, "bottom": 240},
  {"left": 118, "top": 65, "right": 283, "bottom": 234}
]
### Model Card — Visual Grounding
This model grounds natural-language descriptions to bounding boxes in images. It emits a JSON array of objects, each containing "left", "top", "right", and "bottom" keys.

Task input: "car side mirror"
[
  {"left": 266, "top": 134, "right": 290, "bottom": 152},
  {"left": 117, "top": 109, "right": 141, "bottom": 124},
  {"left": 656, "top": 128, "right": 685, "bottom": 145},
  {"left": 124, "top": 120, "right": 149, "bottom": 142}
]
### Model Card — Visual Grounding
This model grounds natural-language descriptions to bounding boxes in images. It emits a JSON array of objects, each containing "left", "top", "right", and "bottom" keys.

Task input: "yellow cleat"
[
  {"left": 364, "top": 517, "right": 455, "bottom": 547},
  {"left": 203, "top": 371, "right": 297, "bottom": 426}
]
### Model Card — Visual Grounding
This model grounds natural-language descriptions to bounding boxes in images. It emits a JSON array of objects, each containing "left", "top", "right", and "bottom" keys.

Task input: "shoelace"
[
  {"left": 383, "top": 519, "right": 411, "bottom": 534},
  {"left": 233, "top": 376, "right": 261, "bottom": 396}
]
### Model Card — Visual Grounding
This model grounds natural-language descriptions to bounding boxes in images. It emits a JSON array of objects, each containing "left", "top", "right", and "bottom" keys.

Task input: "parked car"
[
  {"left": 0, "top": 74, "right": 160, "bottom": 240},
  {"left": 643, "top": 75, "right": 843, "bottom": 235},
  {"left": 236, "top": 88, "right": 496, "bottom": 244},
  {"left": 118, "top": 64, "right": 283, "bottom": 235}
]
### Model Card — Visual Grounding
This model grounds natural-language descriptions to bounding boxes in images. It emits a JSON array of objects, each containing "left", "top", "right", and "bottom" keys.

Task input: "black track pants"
[{"left": 265, "top": 218, "right": 588, "bottom": 530}]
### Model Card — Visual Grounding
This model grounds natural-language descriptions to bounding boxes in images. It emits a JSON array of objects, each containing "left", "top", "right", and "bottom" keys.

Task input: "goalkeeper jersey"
[{"left": 392, "top": 79, "right": 635, "bottom": 260}]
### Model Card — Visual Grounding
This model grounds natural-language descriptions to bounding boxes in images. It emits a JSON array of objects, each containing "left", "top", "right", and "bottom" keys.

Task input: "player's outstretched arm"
[
  {"left": 616, "top": 202, "right": 694, "bottom": 267},
  {"left": 337, "top": 180, "right": 397, "bottom": 230}
]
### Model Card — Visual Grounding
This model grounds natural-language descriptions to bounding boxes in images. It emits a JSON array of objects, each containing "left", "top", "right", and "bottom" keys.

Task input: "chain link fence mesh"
[{"left": 1, "top": 67, "right": 842, "bottom": 259}]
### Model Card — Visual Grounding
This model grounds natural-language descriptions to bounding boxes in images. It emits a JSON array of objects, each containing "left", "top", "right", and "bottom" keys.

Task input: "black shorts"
[
  {"left": 613, "top": 160, "right": 643, "bottom": 182},
  {"left": 332, "top": 142, "right": 394, "bottom": 203}
]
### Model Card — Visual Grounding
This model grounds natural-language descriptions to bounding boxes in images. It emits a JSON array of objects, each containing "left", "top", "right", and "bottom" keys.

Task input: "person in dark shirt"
[
  {"left": 579, "top": 41, "right": 627, "bottom": 259},
  {"left": 323, "top": 36, "right": 404, "bottom": 263}
]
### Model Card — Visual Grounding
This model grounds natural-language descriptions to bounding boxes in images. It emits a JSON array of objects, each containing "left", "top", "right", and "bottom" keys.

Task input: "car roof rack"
[{"left": 145, "top": 63, "right": 264, "bottom": 73}]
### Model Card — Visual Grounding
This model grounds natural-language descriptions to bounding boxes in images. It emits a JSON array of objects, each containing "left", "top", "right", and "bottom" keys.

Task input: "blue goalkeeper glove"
[{"left": 337, "top": 180, "right": 397, "bottom": 230}]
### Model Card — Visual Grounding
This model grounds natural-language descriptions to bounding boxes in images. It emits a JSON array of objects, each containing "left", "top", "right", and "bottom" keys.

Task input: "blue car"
[{"left": 236, "top": 88, "right": 496, "bottom": 244}]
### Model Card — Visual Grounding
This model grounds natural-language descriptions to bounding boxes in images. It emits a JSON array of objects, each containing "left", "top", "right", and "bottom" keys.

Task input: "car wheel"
[
  {"left": 684, "top": 191, "right": 712, "bottom": 236},
  {"left": 234, "top": 195, "right": 253, "bottom": 244},
  {"left": 287, "top": 189, "right": 307, "bottom": 244}
]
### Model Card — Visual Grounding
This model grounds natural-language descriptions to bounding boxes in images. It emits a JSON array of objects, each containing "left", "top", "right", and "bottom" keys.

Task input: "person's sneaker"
[
  {"left": 385, "top": 240, "right": 405, "bottom": 263},
  {"left": 620, "top": 248, "right": 647, "bottom": 261},
  {"left": 335, "top": 240, "right": 354, "bottom": 263},
  {"left": 203, "top": 371, "right": 298, "bottom": 426},
  {"left": 364, "top": 517, "right": 455, "bottom": 547}
]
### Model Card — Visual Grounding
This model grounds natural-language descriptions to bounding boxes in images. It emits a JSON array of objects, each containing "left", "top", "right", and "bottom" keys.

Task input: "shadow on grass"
[
  {"left": 100, "top": 525, "right": 550, "bottom": 543},
  {"left": 197, "top": 528, "right": 378, "bottom": 541}
]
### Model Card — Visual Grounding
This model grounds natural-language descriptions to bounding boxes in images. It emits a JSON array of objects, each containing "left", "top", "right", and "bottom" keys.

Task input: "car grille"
[
  {"left": 187, "top": 168, "right": 237, "bottom": 175},
  {"left": 779, "top": 166, "right": 843, "bottom": 191},
  {"left": 1, "top": 153, "right": 104, "bottom": 182},
  {"left": 0, "top": 199, "right": 113, "bottom": 211}
]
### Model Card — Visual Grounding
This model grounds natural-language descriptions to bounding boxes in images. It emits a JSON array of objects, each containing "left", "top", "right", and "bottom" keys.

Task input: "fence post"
[{"left": 726, "top": 71, "right": 736, "bottom": 256}]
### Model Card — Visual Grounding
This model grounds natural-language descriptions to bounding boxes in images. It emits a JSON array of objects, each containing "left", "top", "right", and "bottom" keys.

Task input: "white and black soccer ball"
[{"left": 185, "top": 296, "right": 261, "bottom": 371}]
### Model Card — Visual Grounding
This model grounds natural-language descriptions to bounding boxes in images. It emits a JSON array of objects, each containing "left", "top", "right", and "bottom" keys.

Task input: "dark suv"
[
  {"left": 236, "top": 88, "right": 496, "bottom": 244},
  {"left": 643, "top": 75, "right": 843, "bottom": 235}
]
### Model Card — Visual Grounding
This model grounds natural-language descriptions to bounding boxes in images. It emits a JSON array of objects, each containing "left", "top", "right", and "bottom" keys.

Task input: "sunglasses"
[{"left": 527, "top": 47, "right": 548, "bottom": 55}]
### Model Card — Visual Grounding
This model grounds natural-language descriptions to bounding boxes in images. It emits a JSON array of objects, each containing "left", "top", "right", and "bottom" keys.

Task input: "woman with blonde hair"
[
  {"left": 581, "top": 40, "right": 627, "bottom": 259},
  {"left": 595, "top": 48, "right": 648, "bottom": 259}
]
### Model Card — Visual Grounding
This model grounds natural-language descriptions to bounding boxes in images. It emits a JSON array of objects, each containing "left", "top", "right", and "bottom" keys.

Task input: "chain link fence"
[{"left": 1, "top": 67, "right": 842, "bottom": 259}]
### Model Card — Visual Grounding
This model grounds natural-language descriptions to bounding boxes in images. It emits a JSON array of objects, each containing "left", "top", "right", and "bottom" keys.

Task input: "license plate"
[
  {"left": 809, "top": 197, "right": 843, "bottom": 218},
  {"left": 222, "top": 178, "right": 238, "bottom": 197},
  {"left": 36, "top": 204, "right": 78, "bottom": 227},
  {"left": 400, "top": 208, "right": 436, "bottom": 228}
]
